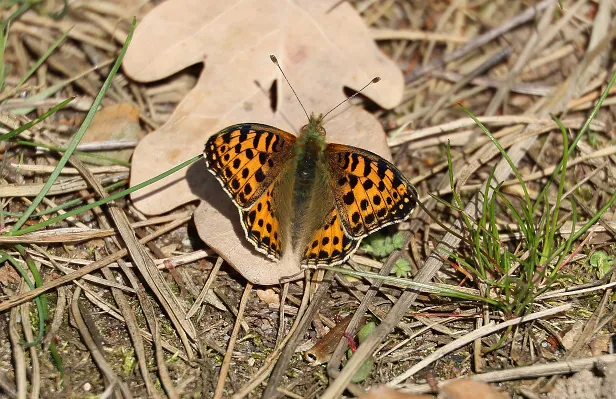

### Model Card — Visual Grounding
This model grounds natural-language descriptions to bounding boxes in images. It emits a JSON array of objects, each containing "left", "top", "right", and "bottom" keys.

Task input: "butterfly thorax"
[{"left": 274, "top": 114, "right": 334, "bottom": 264}]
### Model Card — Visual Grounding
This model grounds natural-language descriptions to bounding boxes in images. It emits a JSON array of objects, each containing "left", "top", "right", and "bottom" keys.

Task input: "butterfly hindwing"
[
  {"left": 302, "top": 207, "right": 361, "bottom": 266},
  {"left": 241, "top": 184, "right": 282, "bottom": 260},
  {"left": 204, "top": 123, "right": 296, "bottom": 209},
  {"left": 326, "top": 143, "right": 417, "bottom": 238}
]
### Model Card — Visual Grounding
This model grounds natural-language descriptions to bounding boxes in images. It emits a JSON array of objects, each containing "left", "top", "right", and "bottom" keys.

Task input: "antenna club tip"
[
  {"left": 372, "top": 77, "right": 381, "bottom": 83},
  {"left": 270, "top": 55, "right": 278, "bottom": 64}
]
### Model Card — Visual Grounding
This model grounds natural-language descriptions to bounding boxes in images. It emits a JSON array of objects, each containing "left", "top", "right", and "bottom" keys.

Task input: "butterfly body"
[
  {"left": 275, "top": 114, "right": 335, "bottom": 265},
  {"left": 205, "top": 113, "right": 417, "bottom": 267}
]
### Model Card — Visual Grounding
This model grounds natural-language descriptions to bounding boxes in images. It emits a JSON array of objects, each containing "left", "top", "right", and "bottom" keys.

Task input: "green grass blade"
[
  {"left": 549, "top": 191, "right": 616, "bottom": 265},
  {"left": 15, "top": 244, "right": 48, "bottom": 347},
  {"left": 47, "top": 0, "right": 69, "bottom": 19},
  {"left": 540, "top": 115, "right": 569, "bottom": 265},
  {"left": 0, "top": 22, "right": 9, "bottom": 91},
  {"left": 2, "top": 3, "right": 29, "bottom": 30},
  {"left": 460, "top": 105, "right": 532, "bottom": 211}
]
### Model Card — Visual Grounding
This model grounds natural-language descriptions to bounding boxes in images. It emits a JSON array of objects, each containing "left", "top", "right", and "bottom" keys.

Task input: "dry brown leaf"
[
  {"left": 0, "top": 265, "right": 21, "bottom": 287},
  {"left": 561, "top": 321, "right": 585, "bottom": 351},
  {"left": 589, "top": 334, "right": 611, "bottom": 356},
  {"left": 439, "top": 379, "right": 510, "bottom": 399},
  {"left": 256, "top": 288, "right": 279, "bottom": 304},
  {"left": 124, "top": 0, "right": 403, "bottom": 284},
  {"left": 80, "top": 103, "right": 143, "bottom": 165},
  {"left": 358, "top": 386, "right": 433, "bottom": 399}
]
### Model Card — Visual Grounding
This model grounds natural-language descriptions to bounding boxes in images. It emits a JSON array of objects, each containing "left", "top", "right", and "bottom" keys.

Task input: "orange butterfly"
[{"left": 204, "top": 58, "right": 417, "bottom": 267}]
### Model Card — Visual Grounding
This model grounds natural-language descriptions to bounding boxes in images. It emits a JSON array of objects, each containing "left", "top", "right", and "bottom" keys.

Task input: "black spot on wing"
[
  {"left": 348, "top": 175, "right": 358, "bottom": 189},
  {"left": 259, "top": 152, "right": 268, "bottom": 165},
  {"left": 350, "top": 153, "right": 359, "bottom": 171},
  {"left": 255, "top": 169, "right": 266, "bottom": 183},
  {"left": 343, "top": 191, "right": 355, "bottom": 205},
  {"left": 240, "top": 125, "right": 251, "bottom": 136}
]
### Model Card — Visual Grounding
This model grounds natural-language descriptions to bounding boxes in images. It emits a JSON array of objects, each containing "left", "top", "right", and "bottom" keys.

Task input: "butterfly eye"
[{"left": 318, "top": 126, "right": 326, "bottom": 136}]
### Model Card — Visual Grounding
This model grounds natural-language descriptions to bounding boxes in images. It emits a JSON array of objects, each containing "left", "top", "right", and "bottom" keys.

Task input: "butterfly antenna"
[
  {"left": 322, "top": 77, "right": 381, "bottom": 120},
  {"left": 270, "top": 55, "right": 310, "bottom": 121}
]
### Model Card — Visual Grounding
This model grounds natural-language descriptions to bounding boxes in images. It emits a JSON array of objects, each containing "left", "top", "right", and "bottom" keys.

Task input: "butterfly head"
[{"left": 300, "top": 113, "right": 326, "bottom": 138}]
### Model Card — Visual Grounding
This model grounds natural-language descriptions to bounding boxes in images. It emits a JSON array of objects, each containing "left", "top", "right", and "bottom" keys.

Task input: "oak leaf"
[{"left": 124, "top": 0, "right": 403, "bottom": 284}]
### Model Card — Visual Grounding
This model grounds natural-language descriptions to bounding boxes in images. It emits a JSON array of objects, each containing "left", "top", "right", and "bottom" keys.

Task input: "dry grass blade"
[
  {"left": 19, "top": 294, "right": 40, "bottom": 399},
  {"left": 371, "top": 28, "right": 467, "bottom": 43},
  {"left": 233, "top": 274, "right": 313, "bottom": 398},
  {"left": 0, "top": 174, "right": 129, "bottom": 197},
  {"left": 100, "top": 262, "right": 159, "bottom": 398},
  {"left": 263, "top": 271, "right": 334, "bottom": 397},
  {"left": 70, "top": 287, "right": 133, "bottom": 398},
  {"left": 116, "top": 259, "right": 169, "bottom": 398},
  {"left": 41, "top": 284, "right": 66, "bottom": 351},
  {"left": 213, "top": 282, "right": 253, "bottom": 399},
  {"left": 69, "top": 155, "right": 197, "bottom": 357},
  {"left": 0, "top": 215, "right": 191, "bottom": 312},
  {"left": 186, "top": 256, "right": 223, "bottom": 319},
  {"left": 326, "top": 244, "right": 405, "bottom": 390},
  {"left": 8, "top": 305, "right": 26, "bottom": 399},
  {"left": 27, "top": 244, "right": 135, "bottom": 292},
  {"left": 406, "top": 0, "right": 557, "bottom": 81},
  {"left": 557, "top": 269, "right": 616, "bottom": 380},
  {"left": 9, "top": 163, "right": 128, "bottom": 175},
  {"left": 388, "top": 116, "right": 605, "bottom": 146},
  {"left": 0, "top": 227, "right": 115, "bottom": 244}
]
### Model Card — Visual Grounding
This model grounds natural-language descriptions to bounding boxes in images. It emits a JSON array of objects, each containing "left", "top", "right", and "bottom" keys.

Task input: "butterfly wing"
[
  {"left": 240, "top": 184, "right": 282, "bottom": 259},
  {"left": 302, "top": 207, "right": 361, "bottom": 266},
  {"left": 204, "top": 123, "right": 296, "bottom": 209},
  {"left": 325, "top": 143, "right": 418, "bottom": 238},
  {"left": 205, "top": 123, "right": 296, "bottom": 260}
]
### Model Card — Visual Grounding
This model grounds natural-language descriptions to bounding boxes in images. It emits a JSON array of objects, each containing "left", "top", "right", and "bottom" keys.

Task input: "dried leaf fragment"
[
  {"left": 358, "top": 386, "right": 432, "bottom": 399},
  {"left": 440, "top": 379, "right": 510, "bottom": 399}
]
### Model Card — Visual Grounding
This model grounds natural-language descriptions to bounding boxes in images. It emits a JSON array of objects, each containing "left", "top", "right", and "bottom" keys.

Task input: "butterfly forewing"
[
  {"left": 204, "top": 124, "right": 296, "bottom": 209},
  {"left": 326, "top": 144, "right": 417, "bottom": 238},
  {"left": 302, "top": 207, "right": 361, "bottom": 266}
]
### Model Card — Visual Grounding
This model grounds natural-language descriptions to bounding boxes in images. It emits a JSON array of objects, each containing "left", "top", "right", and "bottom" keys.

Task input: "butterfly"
[{"left": 204, "top": 113, "right": 418, "bottom": 267}]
